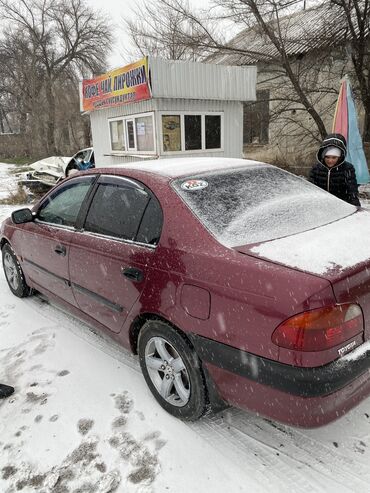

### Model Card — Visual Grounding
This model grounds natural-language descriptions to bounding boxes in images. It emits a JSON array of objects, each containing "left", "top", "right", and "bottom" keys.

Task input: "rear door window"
[
  {"left": 84, "top": 179, "right": 150, "bottom": 241},
  {"left": 136, "top": 197, "right": 163, "bottom": 245}
]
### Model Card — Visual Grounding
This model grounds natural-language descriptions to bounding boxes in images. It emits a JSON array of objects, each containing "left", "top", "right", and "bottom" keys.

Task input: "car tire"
[
  {"left": 138, "top": 320, "right": 207, "bottom": 421},
  {"left": 2, "top": 244, "right": 32, "bottom": 298}
]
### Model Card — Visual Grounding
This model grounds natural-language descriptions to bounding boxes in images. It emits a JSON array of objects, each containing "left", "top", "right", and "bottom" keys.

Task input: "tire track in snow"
[
  {"left": 210, "top": 410, "right": 369, "bottom": 492},
  {"left": 262, "top": 418, "right": 370, "bottom": 487},
  {"left": 191, "top": 412, "right": 330, "bottom": 493}
]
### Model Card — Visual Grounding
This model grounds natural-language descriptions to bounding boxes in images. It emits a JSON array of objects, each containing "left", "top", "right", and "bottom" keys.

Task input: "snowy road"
[
  {"left": 1, "top": 263, "right": 370, "bottom": 493},
  {"left": 1, "top": 188, "right": 370, "bottom": 491}
]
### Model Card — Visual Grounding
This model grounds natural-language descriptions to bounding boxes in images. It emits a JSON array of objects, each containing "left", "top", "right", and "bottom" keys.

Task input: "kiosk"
[{"left": 81, "top": 57, "right": 256, "bottom": 166}]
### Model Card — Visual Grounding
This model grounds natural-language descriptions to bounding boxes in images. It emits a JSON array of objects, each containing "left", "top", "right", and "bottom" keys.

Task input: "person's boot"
[{"left": 0, "top": 384, "right": 14, "bottom": 398}]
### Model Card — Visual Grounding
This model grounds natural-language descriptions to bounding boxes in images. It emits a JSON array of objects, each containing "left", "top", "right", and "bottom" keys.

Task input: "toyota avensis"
[{"left": 2, "top": 157, "right": 370, "bottom": 428}]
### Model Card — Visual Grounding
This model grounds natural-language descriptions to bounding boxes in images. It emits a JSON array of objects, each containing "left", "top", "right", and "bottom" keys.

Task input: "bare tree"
[
  {"left": 123, "top": 0, "right": 217, "bottom": 61},
  {"left": 124, "top": 0, "right": 370, "bottom": 153},
  {"left": 239, "top": 1, "right": 328, "bottom": 138},
  {"left": 124, "top": 0, "right": 330, "bottom": 143},
  {"left": 0, "top": 0, "right": 113, "bottom": 155},
  {"left": 0, "top": 28, "right": 46, "bottom": 154}
]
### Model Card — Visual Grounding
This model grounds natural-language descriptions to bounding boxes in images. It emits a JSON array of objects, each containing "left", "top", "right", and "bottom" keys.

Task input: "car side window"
[
  {"left": 84, "top": 183, "right": 150, "bottom": 240},
  {"left": 37, "top": 177, "right": 93, "bottom": 227},
  {"left": 136, "top": 197, "right": 163, "bottom": 245}
]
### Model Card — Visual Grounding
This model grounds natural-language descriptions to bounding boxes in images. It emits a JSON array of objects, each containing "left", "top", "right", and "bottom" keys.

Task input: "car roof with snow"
[{"left": 113, "top": 157, "right": 268, "bottom": 178}]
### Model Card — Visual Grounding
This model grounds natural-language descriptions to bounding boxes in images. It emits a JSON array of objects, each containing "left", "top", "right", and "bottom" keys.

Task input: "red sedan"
[{"left": 2, "top": 157, "right": 370, "bottom": 427}]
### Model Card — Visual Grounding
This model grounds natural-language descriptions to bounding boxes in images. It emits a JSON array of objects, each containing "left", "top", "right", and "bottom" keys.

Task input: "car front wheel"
[
  {"left": 138, "top": 320, "right": 207, "bottom": 421},
  {"left": 2, "top": 244, "right": 32, "bottom": 298}
]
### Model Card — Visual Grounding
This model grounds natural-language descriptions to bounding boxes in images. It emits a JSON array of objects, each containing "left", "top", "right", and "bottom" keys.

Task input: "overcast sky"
[
  {"left": 85, "top": 0, "right": 212, "bottom": 69},
  {"left": 84, "top": 0, "right": 316, "bottom": 70}
]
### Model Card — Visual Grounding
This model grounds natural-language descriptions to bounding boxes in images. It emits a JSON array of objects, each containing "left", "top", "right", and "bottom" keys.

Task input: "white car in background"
[
  {"left": 64, "top": 147, "right": 95, "bottom": 177},
  {"left": 22, "top": 148, "right": 94, "bottom": 190}
]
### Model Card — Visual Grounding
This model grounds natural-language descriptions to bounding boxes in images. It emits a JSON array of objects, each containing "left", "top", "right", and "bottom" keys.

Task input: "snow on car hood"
[{"left": 247, "top": 210, "right": 370, "bottom": 276}]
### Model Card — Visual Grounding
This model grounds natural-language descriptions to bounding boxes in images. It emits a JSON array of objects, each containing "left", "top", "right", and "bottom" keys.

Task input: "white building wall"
[
  {"left": 149, "top": 57, "right": 256, "bottom": 101},
  {"left": 90, "top": 98, "right": 243, "bottom": 167}
]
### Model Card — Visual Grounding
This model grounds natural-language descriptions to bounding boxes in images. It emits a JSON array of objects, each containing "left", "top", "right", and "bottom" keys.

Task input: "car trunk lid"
[{"left": 235, "top": 210, "right": 370, "bottom": 342}]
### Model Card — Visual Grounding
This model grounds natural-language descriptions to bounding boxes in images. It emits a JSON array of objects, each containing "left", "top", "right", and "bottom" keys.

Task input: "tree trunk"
[
  {"left": 363, "top": 105, "right": 370, "bottom": 142},
  {"left": 0, "top": 109, "right": 5, "bottom": 134},
  {"left": 45, "top": 79, "right": 57, "bottom": 155},
  {"left": 3, "top": 110, "right": 12, "bottom": 134}
]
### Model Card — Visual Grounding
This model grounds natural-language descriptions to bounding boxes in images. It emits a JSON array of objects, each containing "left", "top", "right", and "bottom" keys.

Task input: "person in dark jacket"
[
  {"left": 0, "top": 383, "right": 14, "bottom": 398},
  {"left": 309, "top": 133, "right": 361, "bottom": 206}
]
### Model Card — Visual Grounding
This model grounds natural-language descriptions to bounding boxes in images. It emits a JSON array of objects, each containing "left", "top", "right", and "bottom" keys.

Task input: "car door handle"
[
  {"left": 122, "top": 267, "right": 144, "bottom": 282},
  {"left": 54, "top": 244, "right": 67, "bottom": 256}
]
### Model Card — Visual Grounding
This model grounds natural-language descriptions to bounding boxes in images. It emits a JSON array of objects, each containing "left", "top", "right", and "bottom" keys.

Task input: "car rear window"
[{"left": 172, "top": 165, "right": 356, "bottom": 247}]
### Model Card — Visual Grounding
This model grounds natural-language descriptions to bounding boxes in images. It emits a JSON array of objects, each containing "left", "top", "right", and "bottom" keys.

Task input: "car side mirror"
[{"left": 11, "top": 208, "right": 34, "bottom": 224}]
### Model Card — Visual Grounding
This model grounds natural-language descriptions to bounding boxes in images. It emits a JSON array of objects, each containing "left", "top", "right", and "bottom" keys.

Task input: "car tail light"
[{"left": 272, "top": 304, "right": 364, "bottom": 352}]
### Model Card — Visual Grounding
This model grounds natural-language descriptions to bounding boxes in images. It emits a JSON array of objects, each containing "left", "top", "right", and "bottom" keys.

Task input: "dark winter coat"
[{"left": 309, "top": 133, "right": 361, "bottom": 207}]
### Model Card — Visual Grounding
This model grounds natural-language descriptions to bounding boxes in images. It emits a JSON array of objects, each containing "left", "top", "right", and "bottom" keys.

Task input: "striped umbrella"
[{"left": 332, "top": 77, "right": 370, "bottom": 184}]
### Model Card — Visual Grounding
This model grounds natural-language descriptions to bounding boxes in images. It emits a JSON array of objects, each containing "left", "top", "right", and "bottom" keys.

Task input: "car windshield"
[{"left": 172, "top": 165, "right": 356, "bottom": 247}]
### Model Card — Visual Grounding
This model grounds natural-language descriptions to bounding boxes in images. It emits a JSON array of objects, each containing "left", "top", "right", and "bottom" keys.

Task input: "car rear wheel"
[
  {"left": 138, "top": 320, "right": 207, "bottom": 421},
  {"left": 2, "top": 244, "right": 32, "bottom": 298}
]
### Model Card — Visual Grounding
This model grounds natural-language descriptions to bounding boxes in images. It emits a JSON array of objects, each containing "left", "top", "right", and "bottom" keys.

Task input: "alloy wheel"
[
  {"left": 145, "top": 336, "right": 190, "bottom": 407},
  {"left": 3, "top": 252, "right": 19, "bottom": 291}
]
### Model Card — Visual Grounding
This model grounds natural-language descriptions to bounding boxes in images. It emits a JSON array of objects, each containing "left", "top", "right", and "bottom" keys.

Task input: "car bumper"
[{"left": 190, "top": 334, "right": 370, "bottom": 427}]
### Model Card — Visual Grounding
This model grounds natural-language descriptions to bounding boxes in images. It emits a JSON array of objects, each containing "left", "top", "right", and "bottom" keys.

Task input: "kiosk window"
[
  {"left": 185, "top": 115, "right": 202, "bottom": 150},
  {"left": 205, "top": 115, "right": 221, "bottom": 149},
  {"left": 161, "top": 112, "right": 223, "bottom": 153},
  {"left": 136, "top": 115, "right": 154, "bottom": 152},
  {"left": 162, "top": 115, "right": 181, "bottom": 152},
  {"left": 110, "top": 120, "right": 125, "bottom": 151},
  {"left": 126, "top": 121, "right": 135, "bottom": 149},
  {"left": 109, "top": 113, "right": 155, "bottom": 154}
]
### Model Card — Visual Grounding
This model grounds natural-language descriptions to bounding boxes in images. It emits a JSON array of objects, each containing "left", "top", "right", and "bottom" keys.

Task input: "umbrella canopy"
[{"left": 332, "top": 77, "right": 370, "bottom": 184}]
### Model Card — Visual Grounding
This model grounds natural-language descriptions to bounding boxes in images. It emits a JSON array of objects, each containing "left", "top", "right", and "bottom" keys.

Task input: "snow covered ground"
[
  {"left": 1, "top": 163, "right": 370, "bottom": 492},
  {"left": 0, "top": 164, "right": 18, "bottom": 201}
]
